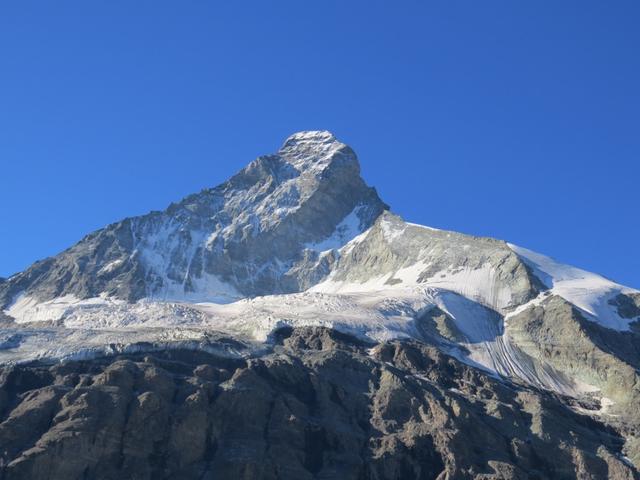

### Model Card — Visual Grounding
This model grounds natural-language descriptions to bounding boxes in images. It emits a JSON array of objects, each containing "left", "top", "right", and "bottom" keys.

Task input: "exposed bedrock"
[
  {"left": 322, "top": 211, "right": 545, "bottom": 312},
  {"left": 0, "top": 328, "right": 634, "bottom": 480},
  {"left": 507, "top": 295, "right": 640, "bottom": 467},
  {"left": 507, "top": 295, "right": 640, "bottom": 410},
  {"left": 0, "top": 131, "right": 388, "bottom": 308}
]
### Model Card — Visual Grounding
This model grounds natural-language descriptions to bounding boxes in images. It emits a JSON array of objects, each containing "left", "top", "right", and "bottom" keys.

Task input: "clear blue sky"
[{"left": 1, "top": 1, "right": 638, "bottom": 288}]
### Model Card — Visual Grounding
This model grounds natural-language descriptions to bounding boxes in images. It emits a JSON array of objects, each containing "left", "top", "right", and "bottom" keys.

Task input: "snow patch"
[
  {"left": 305, "top": 206, "right": 366, "bottom": 252},
  {"left": 508, "top": 244, "right": 638, "bottom": 331},
  {"left": 192, "top": 288, "right": 435, "bottom": 343},
  {"left": 5, "top": 294, "right": 104, "bottom": 324},
  {"left": 380, "top": 216, "right": 406, "bottom": 242}
]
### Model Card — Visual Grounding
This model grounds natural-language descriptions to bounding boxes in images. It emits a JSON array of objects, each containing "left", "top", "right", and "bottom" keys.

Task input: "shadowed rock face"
[
  {"left": 0, "top": 328, "right": 634, "bottom": 480},
  {"left": 610, "top": 293, "right": 640, "bottom": 320}
]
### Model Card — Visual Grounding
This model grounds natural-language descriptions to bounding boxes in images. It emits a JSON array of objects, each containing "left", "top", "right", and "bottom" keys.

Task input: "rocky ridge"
[{"left": 0, "top": 327, "right": 635, "bottom": 480}]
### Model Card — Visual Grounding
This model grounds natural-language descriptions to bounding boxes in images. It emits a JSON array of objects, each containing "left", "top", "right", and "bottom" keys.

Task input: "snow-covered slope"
[
  {"left": 1, "top": 131, "right": 639, "bottom": 410},
  {"left": 508, "top": 244, "right": 639, "bottom": 331}
]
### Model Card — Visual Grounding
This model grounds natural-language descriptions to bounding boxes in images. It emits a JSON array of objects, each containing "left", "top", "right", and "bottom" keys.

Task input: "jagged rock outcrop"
[
  {"left": 0, "top": 131, "right": 387, "bottom": 307},
  {"left": 0, "top": 328, "right": 635, "bottom": 480}
]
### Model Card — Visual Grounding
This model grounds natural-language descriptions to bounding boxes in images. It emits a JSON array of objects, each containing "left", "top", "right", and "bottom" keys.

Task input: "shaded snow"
[{"left": 305, "top": 206, "right": 366, "bottom": 252}]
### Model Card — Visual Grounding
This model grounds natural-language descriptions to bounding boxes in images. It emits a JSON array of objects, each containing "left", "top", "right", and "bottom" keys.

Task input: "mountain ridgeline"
[
  {"left": 1, "top": 131, "right": 640, "bottom": 479},
  {"left": 0, "top": 131, "right": 388, "bottom": 306}
]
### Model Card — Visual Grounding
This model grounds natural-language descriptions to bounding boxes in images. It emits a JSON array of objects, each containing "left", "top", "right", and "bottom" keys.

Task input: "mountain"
[
  {"left": 0, "top": 131, "right": 386, "bottom": 307},
  {"left": 1, "top": 131, "right": 639, "bottom": 479}
]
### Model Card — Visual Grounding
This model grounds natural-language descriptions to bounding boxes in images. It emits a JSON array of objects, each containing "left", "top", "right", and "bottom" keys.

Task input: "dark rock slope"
[{"left": 0, "top": 328, "right": 634, "bottom": 480}]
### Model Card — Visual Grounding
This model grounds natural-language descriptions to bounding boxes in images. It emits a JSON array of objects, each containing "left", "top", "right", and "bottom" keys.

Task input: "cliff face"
[
  {"left": 0, "top": 131, "right": 387, "bottom": 307},
  {"left": 0, "top": 328, "right": 634, "bottom": 480}
]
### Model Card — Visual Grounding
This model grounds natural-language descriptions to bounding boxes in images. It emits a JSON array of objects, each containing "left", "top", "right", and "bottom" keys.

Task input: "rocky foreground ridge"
[
  {"left": 0, "top": 327, "right": 635, "bottom": 480},
  {"left": 1, "top": 131, "right": 640, "bottom": 478}
]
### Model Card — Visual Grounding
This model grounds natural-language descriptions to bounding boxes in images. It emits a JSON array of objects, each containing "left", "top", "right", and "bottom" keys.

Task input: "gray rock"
[
  {"left": 508, "top": 295, "right": 640, "bottom": 409},
  {"left": 322, "top": 211, "right": 545, "bottom": 311},
  {"left": 0, "top": 132, "right": 387, "bottom": 308},
  {"left": 1, "top": 131, "right": 545, "bottom": 316},
  {"left": 0, "top": 328, "right": 634, "bottom": 479},
  {"left": 507, "top": 294, "right": 640, "bottom": 467}
]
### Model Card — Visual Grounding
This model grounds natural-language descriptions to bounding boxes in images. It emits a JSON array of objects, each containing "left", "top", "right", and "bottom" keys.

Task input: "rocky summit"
[{"left": 1, "top": 131, "right": 640, "bottom": 479}]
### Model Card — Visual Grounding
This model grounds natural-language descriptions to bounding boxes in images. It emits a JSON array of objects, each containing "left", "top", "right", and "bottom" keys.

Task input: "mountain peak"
[
  {"left": 278, "top": 130, "right": 357, "bottom": 174},
  {"left": 0, "top": 131, "right": 387, "bottom": 307},
  {"left": 281, "top": 130, "right": 337, "bottom": 146}
]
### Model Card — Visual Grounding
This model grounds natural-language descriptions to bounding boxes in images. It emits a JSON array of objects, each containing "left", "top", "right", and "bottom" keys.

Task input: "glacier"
[{"left": 1, "top": 130, "right": 639, "bottom": 408}]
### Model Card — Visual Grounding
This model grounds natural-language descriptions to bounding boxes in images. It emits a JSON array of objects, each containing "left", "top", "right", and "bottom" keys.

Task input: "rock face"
[
  {"left": 0, "top": 131, "right": 387, "bottom": 306},
  {"left": 508, "top": 295, "right": 640, "bottom": 412},
  {"left": 0, "top": 328, "right": 635, "bottom": 480},
  {"left": 506, "top": 294, "right": 640, "bottom": 466},
  {"left": 315, "top": 211, "right": 545, "bottom": 311}
]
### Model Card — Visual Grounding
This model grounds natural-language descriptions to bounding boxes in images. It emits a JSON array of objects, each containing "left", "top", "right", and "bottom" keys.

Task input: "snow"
[
  {"left": 312, "top": 257, "right": 515, "bottom": 313},
  {"left": 62, "top": 299, "right": 207, "bottom": 329},
  {"left": 305, "top": 206, "right": 366, "bottom": 252},
  {"left": 508, "top": 243, "right": 638, "bottom": 331},
  {"left": 310, "top": 273, "right": 391, "bottom": 295},
  {"left": 149, "top": 271, "right": 242, "bottom": 304},
  {"left": 279, "top": 131, "right": 344, "bottom": 174},
  {"left": 98, "top": 259, "right": 124, "bottom": 275},
  {"left": 0, "top": 288, "right": 432, "bottom": 362},
  {"left": 1, "top": 282, "right": 603, "bottom": 399},
  {"left": 310, "top": 214, "right": 528, "bottom": 313},
  {"left": 380, "top": 216, "right": 406, "bottom": 242},
  {"left": 420, "top": 265, "right": 514, "bottom": 312},
  {"left": 6, "top": 294, "right": 104, "bottom": 324},
  {"left": 338, "top": 227, "right": 372, "bottom": 255},
  {"left": 406, "top": 222, "right": 441, "bottom": 232},
  {"left": 137, "top": 225, "right": 241, "bottom": 304},
  {"left": 192, "top": 288, "right": 434, "bottom": 343},
  {"left": 0, "top": 325, "right": 253, "bottom": 365},
  {"left": 3, "top": 215, "right": 636, "bottom": 407}
]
